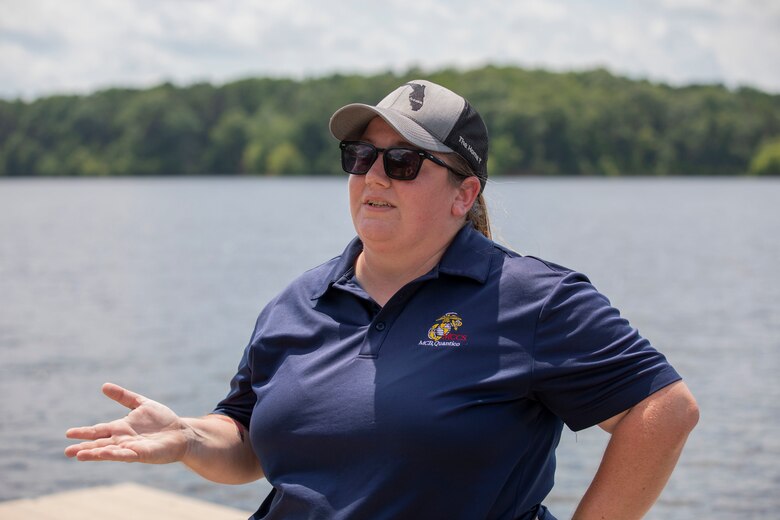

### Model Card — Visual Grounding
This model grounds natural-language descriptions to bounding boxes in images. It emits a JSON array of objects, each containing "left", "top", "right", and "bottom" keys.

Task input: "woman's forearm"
[
  {"left": 181, "top": 414, "right": 263, "bottom": 484},
  {"left": 573, "top": 381, "right": 699, "bottom": 520}
]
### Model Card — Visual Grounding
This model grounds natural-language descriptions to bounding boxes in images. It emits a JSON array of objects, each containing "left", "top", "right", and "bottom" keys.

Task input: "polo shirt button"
[{"left": 375, "top": 322, "right": 386, "bottom": 331}]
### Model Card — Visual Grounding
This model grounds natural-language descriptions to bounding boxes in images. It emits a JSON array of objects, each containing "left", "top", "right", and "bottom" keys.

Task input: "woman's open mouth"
[{"left": 365, "top": 199, "right": 395, "bottom": 208}]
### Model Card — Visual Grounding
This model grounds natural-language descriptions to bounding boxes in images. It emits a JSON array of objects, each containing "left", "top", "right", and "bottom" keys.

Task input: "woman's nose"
[{"left": 364, "top": 152, "right": 391, "bottom": 186}]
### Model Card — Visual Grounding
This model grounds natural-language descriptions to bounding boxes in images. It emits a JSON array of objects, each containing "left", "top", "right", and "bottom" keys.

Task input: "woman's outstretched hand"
[{"left": 64, "top": 383, "right": 190, "bottom": 464}]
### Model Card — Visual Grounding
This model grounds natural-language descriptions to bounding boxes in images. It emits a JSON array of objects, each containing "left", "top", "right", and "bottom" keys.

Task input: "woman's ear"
[{"left": 451, "top": 176, "right": 481, "bottom": 218}]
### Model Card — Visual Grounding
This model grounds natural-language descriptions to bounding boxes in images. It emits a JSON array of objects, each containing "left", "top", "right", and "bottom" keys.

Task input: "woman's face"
[{"left": 348, "top": 117, "right": 471, "bottom": 252}]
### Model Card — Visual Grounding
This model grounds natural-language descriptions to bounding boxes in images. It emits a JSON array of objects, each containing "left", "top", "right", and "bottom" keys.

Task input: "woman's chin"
[{"left": 355, "top": 222, "right": 402, "bottom": 247}]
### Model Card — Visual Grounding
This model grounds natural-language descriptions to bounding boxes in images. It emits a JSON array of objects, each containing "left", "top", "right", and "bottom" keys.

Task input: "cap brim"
[{"left": 329, "top": 104, "right": 454, "bottom": 154}]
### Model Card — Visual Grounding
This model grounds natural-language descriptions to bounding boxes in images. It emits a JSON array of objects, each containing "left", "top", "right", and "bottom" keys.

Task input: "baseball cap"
[{"left": 329, "top": 80, "right": 488, "bottom": 190}]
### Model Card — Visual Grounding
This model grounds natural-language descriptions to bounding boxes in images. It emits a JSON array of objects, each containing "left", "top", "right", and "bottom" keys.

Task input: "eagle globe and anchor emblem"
[{"left": 426, "top": 312, "right": 466, "bottom": 345}]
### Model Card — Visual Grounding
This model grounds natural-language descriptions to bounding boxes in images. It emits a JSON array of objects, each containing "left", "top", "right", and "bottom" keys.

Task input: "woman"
[{"left": 65, "top": 80, "right": 699, "bottom": 519}]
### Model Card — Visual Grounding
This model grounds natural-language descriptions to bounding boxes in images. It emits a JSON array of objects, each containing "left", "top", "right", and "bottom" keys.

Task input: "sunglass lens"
[
  {"left": 385, "top": 149, "right": 420, "bottom": 180},
  {"left": 343, "top": 143, "right": 376, "bottom": 174}
]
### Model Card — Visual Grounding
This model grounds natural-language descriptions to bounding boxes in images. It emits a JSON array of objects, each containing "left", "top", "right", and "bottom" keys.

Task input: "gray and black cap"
[{"left": 329, "top": 80, "right": 489, "bottom": 191}]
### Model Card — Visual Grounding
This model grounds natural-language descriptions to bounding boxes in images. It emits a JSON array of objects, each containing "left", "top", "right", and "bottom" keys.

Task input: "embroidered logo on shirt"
[{"left": 418, "top": 312, "right": 468, "bottom": 347}]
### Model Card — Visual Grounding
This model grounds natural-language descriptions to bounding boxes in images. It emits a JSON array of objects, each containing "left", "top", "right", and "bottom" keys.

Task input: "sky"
[{"left": 1, "top": 0, "right": 779, "bottom": 100}]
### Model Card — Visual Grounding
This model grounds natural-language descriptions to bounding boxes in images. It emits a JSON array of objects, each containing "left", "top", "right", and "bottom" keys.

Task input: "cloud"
[{"left": 0, "top": 0, "right": 778, "bottom": 100}]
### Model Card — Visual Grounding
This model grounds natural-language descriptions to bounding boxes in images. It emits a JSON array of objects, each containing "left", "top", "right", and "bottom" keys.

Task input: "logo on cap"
[{"left": 407, "top": 83, "right": 425, "bottom": 111}]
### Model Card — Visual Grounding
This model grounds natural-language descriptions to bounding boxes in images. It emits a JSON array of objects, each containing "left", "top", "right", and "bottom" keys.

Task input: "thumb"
[{"left": 102, "top": 382, "right": 148, "bottom": 410}]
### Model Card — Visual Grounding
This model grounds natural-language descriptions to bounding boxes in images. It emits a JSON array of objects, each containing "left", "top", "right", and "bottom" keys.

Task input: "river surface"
[{"left": 0, "top": 176, "right": 778, "bottom": 519}]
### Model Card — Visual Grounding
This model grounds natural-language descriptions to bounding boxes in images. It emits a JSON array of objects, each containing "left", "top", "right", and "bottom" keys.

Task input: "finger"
[
  {"left": 65, "top": 422, "right": 114, "bottom": 440},
  {"left": 65, "top": 426, "right": 98, "bottom": 440},
  {"left": 64, "top": 437, "right": 117, "bottom": 457},
  {"left": 102, "top": 382, "right": 147, "bottom": 410},
  {"left": 65, "top": 420, "right": 132, "bottom": 440},
  {"left": 74, "top": 446, "right": 140, "bottom": 462}
]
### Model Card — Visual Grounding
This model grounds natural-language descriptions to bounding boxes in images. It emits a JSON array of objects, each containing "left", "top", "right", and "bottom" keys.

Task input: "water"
[{"left": 0, "top": 176, "right": 778, "bottom": 519}]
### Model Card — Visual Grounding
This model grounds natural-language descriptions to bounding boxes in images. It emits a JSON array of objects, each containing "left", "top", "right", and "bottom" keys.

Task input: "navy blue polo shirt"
[{"left": 214, "top": 225, "right": 681, "bottom": 520}]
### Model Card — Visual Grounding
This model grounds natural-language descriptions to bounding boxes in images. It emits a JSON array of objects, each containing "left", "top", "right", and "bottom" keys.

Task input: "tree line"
[{"left": 1, "top": 66, "right": 779, "bottom": 177}]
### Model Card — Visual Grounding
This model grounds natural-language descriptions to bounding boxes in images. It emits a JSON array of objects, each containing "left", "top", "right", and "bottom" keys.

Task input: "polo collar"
[
  {"left": 437, "top": 224, "right": 496, "bottom": 283},
  {"left": 310, "top": 237, "right": 364, "bottom": 300},
  {"left": 310, "top": 225, "right": 495, "bottom": 301}
]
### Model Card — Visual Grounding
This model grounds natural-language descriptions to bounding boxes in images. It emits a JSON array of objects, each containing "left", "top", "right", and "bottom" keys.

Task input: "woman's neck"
[{"left": 355, "top": 239, "right": 452, "bottom": 307}]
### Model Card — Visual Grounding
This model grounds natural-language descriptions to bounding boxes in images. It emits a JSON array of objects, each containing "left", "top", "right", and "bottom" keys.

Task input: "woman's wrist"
[{"left": 179, "top": 416, "right": 211, "bottom": 466}]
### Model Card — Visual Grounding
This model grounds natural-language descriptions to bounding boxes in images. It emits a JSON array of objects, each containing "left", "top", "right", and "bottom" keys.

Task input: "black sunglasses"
[{"left": 339, "top": 140, "right": 454, "bottom": 181}]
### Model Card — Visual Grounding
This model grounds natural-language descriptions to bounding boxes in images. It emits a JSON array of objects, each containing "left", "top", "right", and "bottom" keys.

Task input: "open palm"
[{"left": 65, "top": 383, "right": 190, "bottom": 464}]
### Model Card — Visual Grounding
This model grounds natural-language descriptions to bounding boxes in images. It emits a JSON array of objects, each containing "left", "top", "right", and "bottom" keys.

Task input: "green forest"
[{"left": 2, "top": 66, "right": 780, "bottom": 177}]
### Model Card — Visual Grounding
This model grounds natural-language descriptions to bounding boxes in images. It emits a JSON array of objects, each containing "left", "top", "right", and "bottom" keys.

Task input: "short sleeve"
[
  {"left": 530, "top": 271, "right": 681, "bottom": 431},
  {"left": 212, "top": 347, "right": 255, "bottom": 428},
  {"left": 211, "top": 312, "right": 267, "bottom": 429}
]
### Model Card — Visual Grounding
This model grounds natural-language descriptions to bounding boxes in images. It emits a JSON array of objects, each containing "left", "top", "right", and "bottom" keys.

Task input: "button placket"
[
  {"left": 359, "top": 314, "right": 391, "bottom": 358},
  {"left": 357, "top": 281, "right": 424, "bottom": 358}
]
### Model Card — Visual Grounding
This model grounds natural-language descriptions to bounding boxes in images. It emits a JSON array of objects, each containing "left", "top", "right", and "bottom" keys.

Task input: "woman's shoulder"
[
  {"left": 447, "top": 227, "right": 590, "bottom": 297},
  {"left": 271, "top": 238, "right": 362, "bottom": 301},
  {"left": 277, "top": 255, "right": 345, "bottom": 299},
  {"left": 494, "top": 244, "right": 588, "bottom": 287}
]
